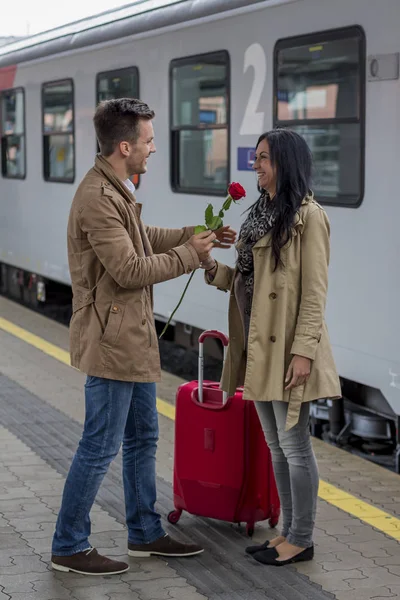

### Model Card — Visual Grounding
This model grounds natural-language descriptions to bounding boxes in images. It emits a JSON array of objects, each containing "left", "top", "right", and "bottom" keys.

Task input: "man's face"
[{"left": 126, "top": 119, "right": 156, "bottom": 177}]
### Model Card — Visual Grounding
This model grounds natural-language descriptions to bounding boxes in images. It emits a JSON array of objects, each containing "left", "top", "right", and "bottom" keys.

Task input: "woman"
[{"left": 202, "top": 129, "right": 341, "bottom": 566}]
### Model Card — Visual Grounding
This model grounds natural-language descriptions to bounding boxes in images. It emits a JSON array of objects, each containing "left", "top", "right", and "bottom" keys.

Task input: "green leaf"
[
  {"left": 208, "top": 216, "right": 223, "bottom": 231},
  {"left": 194, "top": 225, "right": 208, "bottom": 234},
  {"left": 218, "top": 210, "right": 224, "bottom": 218},
  {"left": 205, "top": 204, "right": 214, "bottom": 227}
]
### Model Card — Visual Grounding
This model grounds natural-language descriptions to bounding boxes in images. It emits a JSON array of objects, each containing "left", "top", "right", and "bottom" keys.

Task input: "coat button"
[
  {"left": 112, "top": 306, "right": 119, "bottom": 312},
  {"left": 142, "top": 319, "right": 147, "bottom": 325},
  {"left": 269, "top": 292, "right": 277, "bottom": 300},
  {"left": 270, "top": 335, "right": 276, "bottom": 343}
]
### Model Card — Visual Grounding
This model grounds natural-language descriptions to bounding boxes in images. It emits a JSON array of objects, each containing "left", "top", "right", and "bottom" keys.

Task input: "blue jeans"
[{"left": 52, "top": 376, "right": 165, "bottom": 556}]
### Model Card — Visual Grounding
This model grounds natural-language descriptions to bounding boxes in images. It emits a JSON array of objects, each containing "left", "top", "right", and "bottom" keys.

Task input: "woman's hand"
[
  {"left": 213, "top": 225, "right": 237, "bottom": 249},
  {"left": 285, "top": 355, "right": 311, "bottom": 390},
  {"left": 200, "top": 256, "right": 216, "bottom": 271}
]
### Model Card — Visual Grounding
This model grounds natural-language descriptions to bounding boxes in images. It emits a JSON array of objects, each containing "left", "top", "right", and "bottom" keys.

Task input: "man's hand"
[
  {"left": 285, "top": 355, "right": 311, "bottom": 390},
  {"left": 189, "top": 230, "right": 217, "bottom": 263},
  {"left": 213, "top": 225, "right": 237, "bottom": 249}
]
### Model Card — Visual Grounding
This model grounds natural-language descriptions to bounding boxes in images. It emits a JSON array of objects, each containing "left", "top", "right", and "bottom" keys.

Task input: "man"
[{"left": 51, "top": 98, "right": 235, "bottom": 576}]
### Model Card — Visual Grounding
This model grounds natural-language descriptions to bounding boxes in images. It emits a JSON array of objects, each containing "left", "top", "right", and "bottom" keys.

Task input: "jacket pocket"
[{"left": 100, "top": 301, "right": 125, "bottom": 347}]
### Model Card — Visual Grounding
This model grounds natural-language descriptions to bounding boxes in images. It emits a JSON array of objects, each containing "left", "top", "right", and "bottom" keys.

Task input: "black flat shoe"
[
  {"left": 245, "top": 540, "right": 273, "bottom": 555},
  {"left": 252, "top": 544, "right": 314, "bottom": 566}
]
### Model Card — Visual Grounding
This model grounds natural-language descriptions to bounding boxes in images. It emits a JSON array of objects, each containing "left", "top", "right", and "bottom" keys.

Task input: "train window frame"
[
  {"left": 95, "top": 66, "right": 140, "bottom": 190},
  {"left": 42, "top": 78, "right": 75, "bottom": 184},
  {"left": 273, "top": 25, "right": 366, "bottom": 208},
  {"left": 0, "top": 86, "right": 26, "bottom": 180},
  {"left": 169, "top": 50, "right": 231, "bottom": 197}
]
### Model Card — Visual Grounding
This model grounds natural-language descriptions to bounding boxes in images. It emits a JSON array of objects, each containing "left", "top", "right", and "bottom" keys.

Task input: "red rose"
[{"left": 228, "top": 182, "right": 246, "bottom": 201}]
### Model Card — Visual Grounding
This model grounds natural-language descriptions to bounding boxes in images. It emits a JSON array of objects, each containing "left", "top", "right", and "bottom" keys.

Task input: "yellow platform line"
[
  {"left": 0, "top": 316, "right": 175, "bottom": 421},
  {"left": 0, "top": 315, "right": 399, "bottom": 541}
]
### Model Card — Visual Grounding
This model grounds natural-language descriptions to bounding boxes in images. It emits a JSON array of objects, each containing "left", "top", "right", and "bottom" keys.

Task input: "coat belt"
[{"left": 285, "top": 384, "right": 305, "bottom": 431}]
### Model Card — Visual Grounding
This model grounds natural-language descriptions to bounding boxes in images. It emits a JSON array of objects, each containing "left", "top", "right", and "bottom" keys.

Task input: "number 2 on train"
[{"left": 240, "top": 43, "right": 267, "bottom": 136}]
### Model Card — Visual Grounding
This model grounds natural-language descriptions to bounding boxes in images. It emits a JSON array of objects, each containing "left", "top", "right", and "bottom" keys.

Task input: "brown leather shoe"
[
  {"left": 128, "top": 534, "right": 203, "bottom": 558},
  {"left": 51, "top": 547, "right": 129, "bottom": 575}
]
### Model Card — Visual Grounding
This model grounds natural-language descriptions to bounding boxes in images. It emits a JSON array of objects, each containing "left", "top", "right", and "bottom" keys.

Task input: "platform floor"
[{"left": 0, "top": 296, "right": 400, "bottom": 600}]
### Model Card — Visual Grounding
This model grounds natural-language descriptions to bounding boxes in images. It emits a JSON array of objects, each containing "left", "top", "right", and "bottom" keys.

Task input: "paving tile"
[
  {"left": 347, "top": 541, "right": 394, "bottom": 558},
  {"left": 122, "top": 565, "right": 180, "bottom": 582},
  {"left": 165, "top": 586, "right": 208, "bottom": 600},
  {"left": 314, "top": 539, "right": 353, "bottom": 554},
  {"left": 307, "top": 570, "right": 365, "bottom": 593},
  {"left": 7, "top": 516, "right": 56, "bottom": 532},
  {"left": 53, "top": 573, "right": 129, "bottom": 589},
  {"left": 333, "top": 586, "right": 395, "bottom": 600},
  {"left": 19, "top": 536, "right": 53, "bottom": 554},
  {"left": 318, "top": 520, "right": 354, "bottom": 535},
  {"left": 0, "top": 455, "right": 48, "bottom": 467},
  {"left": 293, "top": 562, "right": 329, "bottom": 577},
  {"left": 344, "top": 567, "right": 400, "bottom": 589},
  {"left": 1, "top": 595, "right": 70, "bottom": 600},
  {"left": 62, "top": 582, "right": 134, "bottom": 599},
  {"left": 387, "top": 586, "right": 400, "bottom": 596},
  {"left": 25, "top": 481, "right": 65, "bottom": 495},
  {"left": 375, "top": 555, "right": 400, "bottom": 567},
  {"left": 127, "top": 577, "right": 198, "bottom": 600},
  {"left": 0, "top": 533, "right": 29, "bottom": 550},
  {"left": 0, "top": 554, "right": 48, "bottom": 575},
  {"left": 19, "top": 523, "right": 56, "bottom": 539},
  {"left": 31, "top": 578, "right": 77, "bottom": 598},
  {"left": 0, "top": 547, "right": 37, "bottom": 562},
  {"left": 105, "top": 594, "right": 141, "bottom": 600},
  {"left": 0, "top": 499, "right": 43, "bottom": 513},
  {"left": 0, "top": 471, "right": 20, "bottom": 483},
  {"left": 0, "top": 514, "right": 10, "bottom": 526},
  {"left": 8, "top": 466, "right": 62, "bottom": 480},
  {"left": 318, "top": 550, "right": 378, "bottom": 571},
  {"left": 0, "top": 488, "right": 36, "bottom": 500},
  {"left": 0, "top": 574, "right": 36, "bottom": 593},
  {"left": 90, "top": 512, "right": 125, "bottom": 533},
  {"left": 83, "top": 532, "right": 119, "bottom": 549}
]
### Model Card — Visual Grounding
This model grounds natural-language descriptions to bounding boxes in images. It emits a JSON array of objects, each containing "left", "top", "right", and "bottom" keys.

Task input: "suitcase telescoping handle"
[{"left": 198, "top": 330, "right": 229, "bottom": 404}]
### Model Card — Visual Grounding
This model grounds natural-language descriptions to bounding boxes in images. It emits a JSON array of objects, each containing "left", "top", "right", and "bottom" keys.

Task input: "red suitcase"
[{"left": 168, "top": 330, "right": 280, "bottom": 536}]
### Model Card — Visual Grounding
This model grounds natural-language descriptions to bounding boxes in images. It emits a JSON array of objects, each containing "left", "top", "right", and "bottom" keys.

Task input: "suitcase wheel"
[
  {"left": 269, "top": 516, "right": 279, "bottom": 529},
  {"left": 167, "top": 510, "right": 182, "bottom": 525},
  {"left": 246, "top": 524, "right": 254, "bottom": 537}
]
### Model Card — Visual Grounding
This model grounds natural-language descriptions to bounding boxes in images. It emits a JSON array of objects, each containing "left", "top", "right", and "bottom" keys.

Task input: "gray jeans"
[{"left": 255, "top": 401, "right": 319, "bottom": 548}]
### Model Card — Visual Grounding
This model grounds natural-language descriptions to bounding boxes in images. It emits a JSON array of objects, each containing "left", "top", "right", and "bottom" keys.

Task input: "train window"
[
  {"left": 42, "top": 79, "right": 75, "bottom": 183},
  {"left": 170, "top": 51, "right": 230, "bottom": 195},
  {"left": 1, "top": 88, "right": 26, "bottom": 179},
  {"left": 96, "top": 66, "right": 139, "bottom": 102},
  {"left": 96, "top": 66, "right": 140, "bottom": 189},
  {"left": 274, "top": 26, "right": 365, "bottom": 207}
]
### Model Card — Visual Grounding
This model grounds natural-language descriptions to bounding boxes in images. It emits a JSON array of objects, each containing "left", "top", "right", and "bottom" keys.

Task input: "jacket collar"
[
  {"left": 94, "top": 154, "right": 137, "bottom": 206},
  {"left": 253, "top": 193, "right": 313, "bottom": 248}
]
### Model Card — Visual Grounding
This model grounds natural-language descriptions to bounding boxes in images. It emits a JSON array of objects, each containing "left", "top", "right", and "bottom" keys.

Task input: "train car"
[{"left": 1, "top": 0, "right": 400, "bottom": 463}]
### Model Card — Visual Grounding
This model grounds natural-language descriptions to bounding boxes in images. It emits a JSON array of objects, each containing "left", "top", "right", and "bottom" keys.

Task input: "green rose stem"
[
  {"left": 159, "top": 193, "right": 235, "bottom": 339},
  {"left": 159, "top": 271, "right": 196, "bottom": 339}
]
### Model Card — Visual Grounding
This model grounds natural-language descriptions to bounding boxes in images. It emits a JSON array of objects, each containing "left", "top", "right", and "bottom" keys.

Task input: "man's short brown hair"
[{"left": 93, "top": 98, "right": 155, "bottom": 157}]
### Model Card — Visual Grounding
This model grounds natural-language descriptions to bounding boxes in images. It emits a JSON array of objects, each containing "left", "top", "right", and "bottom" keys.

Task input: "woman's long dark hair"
[{"left": 256, "top": 129, "right": 312, "bottom": 269}]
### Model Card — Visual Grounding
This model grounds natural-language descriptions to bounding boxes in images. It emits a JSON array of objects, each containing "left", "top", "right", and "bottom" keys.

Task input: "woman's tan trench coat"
[{"left": 208, "top": 196, "right": 341, "bottom": 430}]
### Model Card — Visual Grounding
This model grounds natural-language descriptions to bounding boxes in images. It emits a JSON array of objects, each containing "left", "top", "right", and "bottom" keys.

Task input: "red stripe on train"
[{"left": 0, "top": 65, "right": 17, "bottom": 91}]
